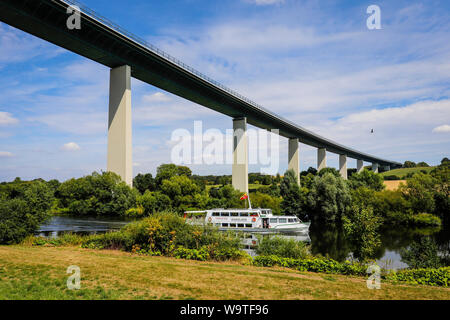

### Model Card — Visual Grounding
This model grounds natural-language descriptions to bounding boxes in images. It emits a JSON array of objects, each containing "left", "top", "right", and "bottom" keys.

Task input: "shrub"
[
  {"left": 411, "top": 213, "right": 441, "bottom": 227},
  {"left": 56, "top": 172, "right": 138, "bottom": 217},
  {"left": 343, "top": 206, "right": 382, "bottom": 261},
  {"left": 349, "top": 170, "right": 385, "bottom": 191},
  {"left": 383, "top": 175, "right": 401, "bottom": 181},
  {"left": 253, "top": 255, "right": 367, "bottom": 276},
  {"left": 256, "top": 236, "right": 309, "bottom": 259},
  {"left": 386, "top": 267, "right": 450, "bottom": 287},
  {"left": 307, "top": 173, "right": 352, "bottom": 223},
  {"left": 0, "top": 181, "right": 54, "bottom": 244}
]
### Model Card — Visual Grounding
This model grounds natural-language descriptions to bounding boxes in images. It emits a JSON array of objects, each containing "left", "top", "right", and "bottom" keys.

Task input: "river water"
[{"left": 38, "top": 216, "right": 450, "bottom": 270}]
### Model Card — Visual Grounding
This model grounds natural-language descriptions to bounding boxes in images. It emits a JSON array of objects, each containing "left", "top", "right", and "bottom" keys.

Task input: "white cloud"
[
  {"left": 142, "top": 92, "right": 171, "bottom": 103},
  {"left": 61, "top": 142, "right": 81, "bottom": 151},
  {"left": 432, "top": 125, "right": 450, "bottom": 133},
  {"left": 0, "top": 112, "right": 18, "bottom": 125},
  {"left": 0, "top": 151, "right": 13, "bottom": 158}
]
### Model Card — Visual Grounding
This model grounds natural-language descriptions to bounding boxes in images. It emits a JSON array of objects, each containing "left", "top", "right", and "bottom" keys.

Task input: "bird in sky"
[{"left": 371, "top": 129, "right": 374, "bottom": 133}]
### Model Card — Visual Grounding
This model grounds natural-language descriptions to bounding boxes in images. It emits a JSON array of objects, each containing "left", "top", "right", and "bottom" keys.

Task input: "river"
[{"left": 38, "top": 216, "right": 450, "bottom": 270}]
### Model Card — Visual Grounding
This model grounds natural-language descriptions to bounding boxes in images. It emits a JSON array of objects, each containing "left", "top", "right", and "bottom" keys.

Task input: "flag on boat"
[{"left": 240, "top": 193, "right": 248, "bottom": 200}]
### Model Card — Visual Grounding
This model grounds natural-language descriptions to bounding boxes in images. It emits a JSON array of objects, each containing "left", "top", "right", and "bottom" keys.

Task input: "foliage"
[
  {"left": 400, "top": 173, "right": 437, "bottom": 214},
  {"left": 343, "top": 206, "right": 382, "bottom": 261},
  {"left": 349, "top": 169, "right": 385, "bottom": 191},
  {"left": 82, "top": 212, "right": 242, "bottom": 260},
  {"left": 250, "top": 192, "right": 282, "bottom": 215},
  {"left": 280, "top": 170, "right": 307, "bottom": 219},
  {"left": 400, "top": 237, "right": 443, "bottom": 269},
  {"left": 318, "top": 167, "right": 341, "bottom": 178},
  {"left": 403, "top": 161, "right": 417, "bottom": 168},
  {"left": 386, "top": 267, "right": 450, "bottom": 287},
  {"left": 253, "top": 255, "right": 367, "bottom": 276},
  {"left": 411, "top": 213, "right": 441, "bottom": 227},
  {"left": 0, "top": 181, "right": 54, "bottom": 244},
  {"left": 255, "top": 235, "right": 309, "bottom": 259},
  {"left": 307, "top": 173, "right": 352, "bottom": 223},
  {"left": 56, "top": 172, "right": 138, "bottom": 217},
  {"left": 155, "top": 164, "right": 192, "bottom": 187},
  {"left": 133, "top": 173, "right": 155, "bottom": 194}
]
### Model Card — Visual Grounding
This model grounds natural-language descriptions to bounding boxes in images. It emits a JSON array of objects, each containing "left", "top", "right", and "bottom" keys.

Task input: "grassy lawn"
[
  {"left": 381, "top": 167, "right": 435, "bottom": 179},
  {"left": 1, "top": 246, "right": 449, "bottom": 300}
]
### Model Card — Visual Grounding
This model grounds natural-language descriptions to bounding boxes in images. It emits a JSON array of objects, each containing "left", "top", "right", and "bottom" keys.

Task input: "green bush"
[
  {"left": 82, "top": 212, "right": 242, "bottom": 259},
  {"left": 386, "top": 267, "right": 450, "bottom": 287},
  {"left": 256, "top": 236, "right": 309, "bottom": 259},
  {"left": 56, "top": 172, "right": 138, "bottom": 217},
  {"left": 411, "top": 213, "right": 441, "bottom": 227},
  {"left": 384, "top": 175, "right": 401, "bottom": 181},
  {"left": 253, "top": 255, "right": 366, "bottom": 276},
  {"left": 349, "top": 170, "right": 385, "bottom": 191},
  {"left": 0, "top": 181, "right": 54, "bottom": 244}
]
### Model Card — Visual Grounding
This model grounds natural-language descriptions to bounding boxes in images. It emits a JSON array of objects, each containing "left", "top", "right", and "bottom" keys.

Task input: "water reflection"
[{"left": 37, "top": 216, "right": 129, "bottom": 238}]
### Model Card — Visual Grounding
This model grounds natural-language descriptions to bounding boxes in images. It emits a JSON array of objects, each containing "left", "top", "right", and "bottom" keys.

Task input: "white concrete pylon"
[
  {"left": 232, "top": 117, "right": 248, "bottom": 193},
  {"left": 107, "top": 65, "right": 132, "bottom": 186},
  {"left": 357, "top": 159, "right": 364, "bottom": 173},
  {"left": 317, "top": 148, "right": 327, "bottom": 172},
  {"left": 339, "top": 154, "right": 347, "bottom": 180},
  {"left": 288, "top": 138, "right": 300, "bottom": 185},
  {"left": 372, "top": 163, "right": 379, "bottom": 173}
]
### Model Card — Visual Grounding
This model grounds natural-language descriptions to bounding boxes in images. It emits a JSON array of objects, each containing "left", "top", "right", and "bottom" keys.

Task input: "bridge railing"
[{"left": 60, "top": 0, "right": 278, "bottom": 117}]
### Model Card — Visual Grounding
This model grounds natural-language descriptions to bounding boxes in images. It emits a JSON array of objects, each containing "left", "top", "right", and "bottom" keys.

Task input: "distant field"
[
  {"left": 384, "top": 180, "right": 407, "bottom": 191},
  {"left": 381, "top": 167, "right": 435, "bottom": 179}
]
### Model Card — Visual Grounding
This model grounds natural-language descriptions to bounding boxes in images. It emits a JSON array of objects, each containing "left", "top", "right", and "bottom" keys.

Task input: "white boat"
[{"left": 184, "top": 208, "right": 309, "bottom": 232}]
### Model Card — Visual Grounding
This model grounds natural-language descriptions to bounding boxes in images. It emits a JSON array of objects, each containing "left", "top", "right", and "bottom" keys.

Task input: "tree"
[
  {"left": 403, "top": 161, "right": 416, "bottom": 168},
  {"left": 280, "top": 170, "right": 305, "bottom": 219},
  {"left": 307, "top": 173, "right": 352, "bottom": 223},
  {"left": 416, "top": 161, "right": 429, "bottom": 167},
  {"left": 155, "top": 164, "right": 192, "bottom": 186},
  {"left": 400, "top": 237, "right": 442, "bottom": 269},
  {"left": 0, "top": 181, "right": 54, "bottom": 244},
  {"left": 343, "top": 205, "right": 382, "bottom": 261},
  {"left": 56, "top": 172, "right": 138, "bottom": 217},
  {"left": 133, "top": 173, "right": 155, "bottom": 194},
  {"left": 400, "top": 173, "right": 436, "bottom": 214},
  {"left": 348, "top": 169, "right": 385, "bottom": 191},
  {"left": 441, "top": 157, "right": 449, "bottom": 165},
  {"left": 318, "top": 167, "right": 340, "bottom": 178}
]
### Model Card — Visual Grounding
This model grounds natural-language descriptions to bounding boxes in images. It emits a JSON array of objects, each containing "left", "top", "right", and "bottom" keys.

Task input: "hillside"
[{"left": 381, "top": 167, "right": 435, "bottom": 179}]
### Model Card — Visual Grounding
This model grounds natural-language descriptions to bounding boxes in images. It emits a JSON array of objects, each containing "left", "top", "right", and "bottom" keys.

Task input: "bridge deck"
[{"left": 0, "top": 0, "right": 402, "bottom": 167}]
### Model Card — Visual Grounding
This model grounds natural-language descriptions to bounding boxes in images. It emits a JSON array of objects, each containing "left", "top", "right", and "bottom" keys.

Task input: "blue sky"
[{"left": 0, "top": 0, "right": 449, "bottom": 182}]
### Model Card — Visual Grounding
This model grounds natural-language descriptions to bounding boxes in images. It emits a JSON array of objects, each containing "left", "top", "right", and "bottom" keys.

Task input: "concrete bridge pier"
[
  {"left": 357, "top": 159, "right": 364, "bottom": 173},
  {"left": 232, "top": 117, "right": 248, "bottom": 193},
  {"left": 339, "top": 154, "right": 347, "bottom": 180},
  {"left": 107, "top": 65, "right": 133, "bottom": 186},
  {"left": 288, "top": 138, "right": 300, "bottom": 185},
  {"left": 372, "top": 163, "right": 379, "bottom": 173},
  {"left": 317, "top": 148, "right": 327, "bottom": 172}
]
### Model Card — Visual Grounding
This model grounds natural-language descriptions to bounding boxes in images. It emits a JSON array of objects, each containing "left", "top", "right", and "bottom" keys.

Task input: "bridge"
[{"left": 0, "top": 0, "right": 402, "bottom": 190}]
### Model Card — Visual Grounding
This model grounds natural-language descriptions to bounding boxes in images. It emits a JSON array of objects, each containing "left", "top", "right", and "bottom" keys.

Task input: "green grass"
[
  {"left": 1, "top": 245, "right": 449, "bottom": 300},
  {"left": 381, "top": 167, "right": 435, "bottom": 179}
]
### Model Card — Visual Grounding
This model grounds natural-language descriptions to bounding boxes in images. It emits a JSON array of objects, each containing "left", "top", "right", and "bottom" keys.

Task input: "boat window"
[
  {"left": 222, "top": 223, "right": 229, "bottom": 227},
  {"left": 212, "top": 212, "right": 220, "bottom": 216},
  {"left": 250, "top": 212, "right": 259, "bottom": 217},
  {"left": 239, "top": 212, "right": 249, "bottom": 217},
  {"left": 230, "top": 212, "right": 239, "bottom": 216},
  {"left": 279, "top": 218, "right": 287, "bottom": 223},
  {"left": 229, "top": 223, "right": 236, "bottom": 227},
  {"left": 269, "top": 218, "right": 278, "bottom": 223},
  {"left": 245, "top": 224, "right": 252, "bottom": 228},
  {"left": 288, "top": 218, "right": 296, "bottom": 223},
  {"left": 237, "top": 223, "right": 244, "bottom": 228},
  {"left": 220, "top": 212, "right": 229, "bottom": 216}
]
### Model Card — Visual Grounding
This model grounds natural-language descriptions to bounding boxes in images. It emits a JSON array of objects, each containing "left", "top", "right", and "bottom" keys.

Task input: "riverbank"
[{"left": 1, "top": 246, "right": 449, "bottom": 300}]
